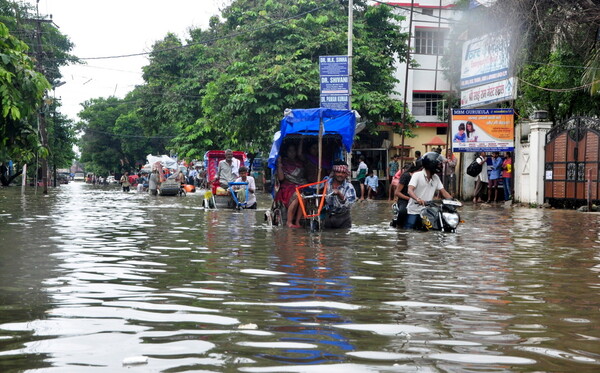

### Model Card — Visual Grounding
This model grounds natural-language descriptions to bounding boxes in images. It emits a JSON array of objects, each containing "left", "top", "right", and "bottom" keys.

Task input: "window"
[
  {"left": 436, "top": 127, "right": 447, "bottom": 135},
  {"left": 414, "top": 29, "right": 446, "bottom": 55},
  {"left": 422, "top": 8, "right": 434, "bottom": 16},
  {"left": 412, "top": 93, "right": 443, "bottom": 116}
]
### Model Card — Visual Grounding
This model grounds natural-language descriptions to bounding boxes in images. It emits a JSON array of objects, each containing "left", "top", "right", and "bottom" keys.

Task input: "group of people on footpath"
[
  {"left": 472, "top": 151, "right": 513, "bottom": 203},
  {"left": 388, "top": 147, "right": 457, "bottom": 201}
]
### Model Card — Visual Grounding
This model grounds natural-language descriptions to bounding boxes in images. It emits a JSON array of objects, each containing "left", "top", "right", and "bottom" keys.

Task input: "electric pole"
[{"left": 24, "top": 2, "right": 54, "bottom": 193}]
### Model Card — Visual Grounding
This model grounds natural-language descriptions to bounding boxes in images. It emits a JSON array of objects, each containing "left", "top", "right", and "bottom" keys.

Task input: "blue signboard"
[
  {"left": 320, "top": 95, "right": 350, "bottom": 110},
  {"left": 319, "top": 56, "right": 349, "bottom": 76},
  {"left": 320, "top": 55, "right": 350, "bottom": 110},
  {"left": 320, "top": 75, "right": 349, "bottom": 94}
]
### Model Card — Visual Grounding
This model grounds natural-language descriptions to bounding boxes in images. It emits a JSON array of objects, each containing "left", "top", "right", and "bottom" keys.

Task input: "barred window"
[
  {"left": 414, "top": 29, "right": 446, "bottom": 55},
  {"left": 412, "top": 93, "right": 443, "bottom": 116}
]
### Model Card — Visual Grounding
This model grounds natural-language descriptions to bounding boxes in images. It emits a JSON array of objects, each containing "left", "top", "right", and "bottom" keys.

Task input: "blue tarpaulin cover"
[{"left": 268, "top": 108, "right": 357, "bottom": 169}]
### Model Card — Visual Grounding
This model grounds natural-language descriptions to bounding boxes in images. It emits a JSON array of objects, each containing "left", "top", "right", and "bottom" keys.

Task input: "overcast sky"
[{"left": 29, "top": 0, "right": 227, "bottom": 121}]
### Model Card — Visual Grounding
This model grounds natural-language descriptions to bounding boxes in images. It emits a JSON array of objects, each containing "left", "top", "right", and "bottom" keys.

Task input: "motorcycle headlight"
[{"left": 442, "top": 212, "right": 459, "bottom": 228}]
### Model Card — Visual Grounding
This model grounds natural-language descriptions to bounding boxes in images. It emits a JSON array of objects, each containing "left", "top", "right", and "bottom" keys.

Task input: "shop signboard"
[
  {"left": 460, "top": 33, "right": 510, "bottom": 89},
  {"left": 460, "top": 77, "right": 517, "bottom": 108}
]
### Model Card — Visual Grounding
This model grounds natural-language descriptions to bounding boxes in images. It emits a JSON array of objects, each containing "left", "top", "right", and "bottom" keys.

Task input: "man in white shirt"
[
  {"left": 405, "top": 152, "right": 453, "bottom": 229},
  {"left": 473, "top": 152, "right": 488, "bottom": 203}
]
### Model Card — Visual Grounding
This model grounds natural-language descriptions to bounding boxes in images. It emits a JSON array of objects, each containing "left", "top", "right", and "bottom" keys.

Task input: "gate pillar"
[{"left": 515, "top": 120, "right": 551, "bottom": 204}]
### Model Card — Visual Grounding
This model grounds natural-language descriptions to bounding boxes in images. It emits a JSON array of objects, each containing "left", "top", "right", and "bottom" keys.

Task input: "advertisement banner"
[
  {"left": 451, "top": 108, "right": 514, "bottom": 152},
  {"left": 460, "top": 77, "right": 517, "bottom": 108},
  {"left": 460, "top": 33, "right": 510, "bottom": 89}
]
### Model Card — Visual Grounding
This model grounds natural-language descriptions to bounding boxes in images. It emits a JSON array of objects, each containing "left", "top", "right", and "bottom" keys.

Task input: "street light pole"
[
  {"left": 400, "top": 0, "right": 415, "bottom": 168},
  {"left": 348, "top": 0, "right": 353, "bottom": 109}
]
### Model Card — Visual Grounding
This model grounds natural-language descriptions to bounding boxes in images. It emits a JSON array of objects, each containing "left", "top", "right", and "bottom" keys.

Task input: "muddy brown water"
[{"left": 0, "top": 182, "right": 599, "bottom": 372}]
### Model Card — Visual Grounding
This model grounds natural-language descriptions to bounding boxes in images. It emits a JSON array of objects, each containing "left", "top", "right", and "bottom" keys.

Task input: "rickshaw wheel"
[
  {"left": 309, "top": 219, "right": 319, "bottom": 232},
  {"left": 273, "top": 209, "right": 282, "bottom": 226}
]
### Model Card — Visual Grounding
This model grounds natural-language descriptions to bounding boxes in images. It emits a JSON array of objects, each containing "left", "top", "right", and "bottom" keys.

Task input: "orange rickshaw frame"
[{"left": 295, "top": 179, "right": 328, "bottom": 219}]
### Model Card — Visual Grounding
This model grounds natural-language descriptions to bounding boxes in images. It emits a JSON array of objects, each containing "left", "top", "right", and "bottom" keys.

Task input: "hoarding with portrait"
[
  {"left": 451, "top": 108, "right": 514, "bottom": 152},
  {"left": 460, "top": 33, "right": 510, "bottom": 89}
]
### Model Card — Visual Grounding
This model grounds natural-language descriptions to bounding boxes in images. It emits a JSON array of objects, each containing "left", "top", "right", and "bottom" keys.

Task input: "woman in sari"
[{"left": 274, "top": 143, "right": 307, "bottom": 228}]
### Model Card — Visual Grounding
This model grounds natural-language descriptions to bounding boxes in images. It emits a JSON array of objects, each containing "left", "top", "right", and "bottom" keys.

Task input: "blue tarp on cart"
[{"left": 267, "top": 108, "right": 357, "bottom": 170}]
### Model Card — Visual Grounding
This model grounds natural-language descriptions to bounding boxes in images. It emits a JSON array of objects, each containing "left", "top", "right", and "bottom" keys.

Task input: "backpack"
[{"left": 466, "top": 158, "right": 482, "bottom": 177}]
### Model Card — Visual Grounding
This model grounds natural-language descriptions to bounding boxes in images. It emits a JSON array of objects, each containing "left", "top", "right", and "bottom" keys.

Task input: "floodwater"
[{"left": 0, "top": 182, "right": 599, "bottom": 372}]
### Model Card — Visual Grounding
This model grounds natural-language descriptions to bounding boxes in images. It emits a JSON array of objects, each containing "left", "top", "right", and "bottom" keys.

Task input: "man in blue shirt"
[{"left": 487, "top": 152, "right": 503, "bottom": 203}]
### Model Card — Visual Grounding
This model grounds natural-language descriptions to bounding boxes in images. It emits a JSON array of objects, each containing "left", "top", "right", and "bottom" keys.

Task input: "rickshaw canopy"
[{"left": 268, "top": 108, "right": 357, "bottom": 169}]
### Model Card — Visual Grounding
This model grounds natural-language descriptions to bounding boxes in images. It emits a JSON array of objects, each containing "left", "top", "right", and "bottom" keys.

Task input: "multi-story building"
[{"left": 353, "top": 0, "right": 459, "bottom": 178}]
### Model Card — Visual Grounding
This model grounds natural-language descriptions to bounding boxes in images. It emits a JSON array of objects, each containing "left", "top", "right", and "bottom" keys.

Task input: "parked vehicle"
[
  {"left": 202, "top": 150, "right": 248, "bottom": 209},
  {"left": 265, "top": 107, "right": 358, "bottom": 230}
]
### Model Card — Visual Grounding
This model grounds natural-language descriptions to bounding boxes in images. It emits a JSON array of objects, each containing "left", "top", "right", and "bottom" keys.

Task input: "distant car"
[
  {"left": 73, "top": 172, "right": 84, "bottom": 181},
  {"left": 106, "top": 176, "right": 117, "bottom": 184}
]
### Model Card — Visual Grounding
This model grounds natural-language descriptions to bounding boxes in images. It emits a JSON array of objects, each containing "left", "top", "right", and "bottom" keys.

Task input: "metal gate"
[{"left": 545, "top": 117, "right": 600, "bottom": 208}]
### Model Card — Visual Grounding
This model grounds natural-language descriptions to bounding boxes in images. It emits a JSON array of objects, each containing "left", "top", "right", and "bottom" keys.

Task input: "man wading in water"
[{"left": 323, "top": 160, "right": 357, "bottom": 229}]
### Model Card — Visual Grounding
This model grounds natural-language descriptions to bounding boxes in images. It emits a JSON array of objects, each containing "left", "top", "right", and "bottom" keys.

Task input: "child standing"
[{"left": 364, "top": 170, "right": 379, "bottom": 200}]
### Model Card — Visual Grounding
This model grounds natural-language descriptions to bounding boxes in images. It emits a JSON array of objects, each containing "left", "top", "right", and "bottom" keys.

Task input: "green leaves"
[{"left": 76, "top": 0, "right": 410, "bottom": 166}]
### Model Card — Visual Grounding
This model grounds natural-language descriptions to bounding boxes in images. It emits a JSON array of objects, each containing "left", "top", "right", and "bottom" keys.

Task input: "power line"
[{"left": 519, "top": 77, "right": 600, "bottom": 92}]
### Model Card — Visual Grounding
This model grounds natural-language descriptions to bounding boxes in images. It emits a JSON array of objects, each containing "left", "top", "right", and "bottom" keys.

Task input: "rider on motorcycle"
[{"left": 405, "top": 152, "right": 453, "bottom": 229}]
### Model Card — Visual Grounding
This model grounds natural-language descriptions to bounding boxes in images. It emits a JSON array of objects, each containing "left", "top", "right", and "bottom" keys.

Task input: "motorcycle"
[{"left": 420, "top": 199, "right": 463, "bottom": 233}]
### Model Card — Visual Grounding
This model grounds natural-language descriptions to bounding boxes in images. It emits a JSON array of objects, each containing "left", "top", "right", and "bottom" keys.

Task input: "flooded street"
[{"left": 1, "top": 182, "right": 599, "bottom": 372}]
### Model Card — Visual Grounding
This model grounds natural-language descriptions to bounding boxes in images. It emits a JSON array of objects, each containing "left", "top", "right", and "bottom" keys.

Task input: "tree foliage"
[
  {"left": 0, "top": 0, "right": 78, "bottom": 185},
  {"left": 79, "top": 0, "right": 410, "bottom": 169},
  {"left": 77, "top": 94, "right": 171, "bottom": 176},
  {"left": 0, "top": 21, "right": 49, "bottom": 166},
  {"left": 444, "top": 0, "right": 600, "bottom": 123}
]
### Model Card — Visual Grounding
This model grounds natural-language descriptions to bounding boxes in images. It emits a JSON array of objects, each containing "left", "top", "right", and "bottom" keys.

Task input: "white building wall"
[{"left": 390, "top": 1, "right": 459, "bottom": 123}]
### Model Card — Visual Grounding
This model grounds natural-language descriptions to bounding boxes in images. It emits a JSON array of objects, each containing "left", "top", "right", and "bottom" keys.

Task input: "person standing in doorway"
[
  {"left": 364, "top": 170, "right": 379, "bottom": 200},
  {"left": 502, "top": 152, "right": 513, "bottom": 201},
  {"left": 356, "top": 155, "right": 368, "bottom": 201},
  {"left": 444, "top": 149, "right": 457, "bottom": 196},
  {"left": 387, "top": 154, "right": 399, "bottom": 200},
  {"left": 487, "top": 152, "right": 503, "bottom": 203},
  {"left": 473, "top": 152, "right": 488, "bottom": 203}
]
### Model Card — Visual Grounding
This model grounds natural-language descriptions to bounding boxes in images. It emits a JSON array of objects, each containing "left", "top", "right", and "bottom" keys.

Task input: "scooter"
[{"left": 420, "top": 199, "right": 462, "bottom": 233}]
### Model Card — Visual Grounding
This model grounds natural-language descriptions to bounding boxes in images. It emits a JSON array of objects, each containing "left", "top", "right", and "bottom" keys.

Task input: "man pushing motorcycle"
[{"left": 404, "top": 152, "right": 454, "bottom": 230}]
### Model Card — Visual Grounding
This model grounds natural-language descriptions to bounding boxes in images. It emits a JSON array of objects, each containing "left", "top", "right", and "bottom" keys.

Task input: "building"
[{"left": 355, "top": 1, "right": 459, "bottom": 170}]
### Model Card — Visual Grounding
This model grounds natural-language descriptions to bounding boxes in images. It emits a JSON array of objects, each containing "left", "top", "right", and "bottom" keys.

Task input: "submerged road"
[{"left": 0, "top": 182, "right": 599, "bottom": 372}]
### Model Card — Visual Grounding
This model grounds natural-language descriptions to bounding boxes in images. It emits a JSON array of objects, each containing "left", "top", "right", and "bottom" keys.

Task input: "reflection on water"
[{"left": 0, "top": 182, "right": 599, "bottom": 372}]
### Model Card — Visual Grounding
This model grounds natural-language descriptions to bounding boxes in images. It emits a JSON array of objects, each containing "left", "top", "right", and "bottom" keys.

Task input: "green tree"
[
  {"left": 0, "top": 0, "right": 78, "bottom": 185},
  {"left": 0, "top": 22, "right": 49, "bottom": 185},
  {"left": 132, "top": 0, "right": 409, "bottom": 160},
  {"left": 78, "top": 93, "right": 171, "bottom": 175}
]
